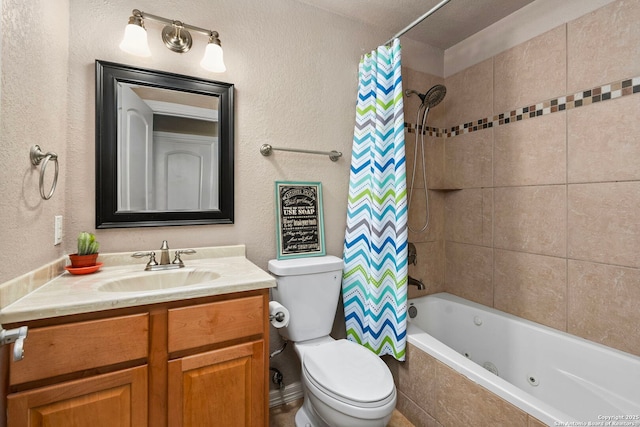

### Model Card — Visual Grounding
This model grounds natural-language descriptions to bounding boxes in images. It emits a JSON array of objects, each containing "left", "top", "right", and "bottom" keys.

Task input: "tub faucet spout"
[{"left": 408, "top": 275, "right": 425, "bottom": 290}]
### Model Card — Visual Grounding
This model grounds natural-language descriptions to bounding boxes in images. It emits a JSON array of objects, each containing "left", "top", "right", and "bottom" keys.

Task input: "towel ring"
[{"left": 30, "top": 145, "right": 59, "bottom": 200}]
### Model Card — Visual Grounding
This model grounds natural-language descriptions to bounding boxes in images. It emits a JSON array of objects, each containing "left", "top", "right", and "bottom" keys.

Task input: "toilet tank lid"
[{"left": 268, "top": 255, "right": 344, "bottom": 276}]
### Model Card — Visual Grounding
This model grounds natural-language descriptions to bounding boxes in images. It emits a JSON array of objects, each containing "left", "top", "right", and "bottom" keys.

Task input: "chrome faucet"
[
  {"left": 132, "top": 241, "right": 197, "bottom": 271},
  {"left": 159, "top": 240, "right": 170, "bottom": 265},
  {"left": 408, "top": 275, "right": 425, "bottom": 290}
]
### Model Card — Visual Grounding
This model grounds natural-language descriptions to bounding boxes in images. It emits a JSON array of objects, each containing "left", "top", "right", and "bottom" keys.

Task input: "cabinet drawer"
[
  {"left": 10, "top": 313, "right": 149, "bottom": 385},
  {"left": 168, "top": 296, "right": 264, "bottom": 353}
]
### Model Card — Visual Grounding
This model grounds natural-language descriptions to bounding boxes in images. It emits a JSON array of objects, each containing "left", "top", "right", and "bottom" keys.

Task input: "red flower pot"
[{"left": 68, "top": 253, "right": 99, "bottom": 268}]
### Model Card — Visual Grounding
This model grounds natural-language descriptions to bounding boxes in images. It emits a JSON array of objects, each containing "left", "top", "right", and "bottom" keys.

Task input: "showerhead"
[
  {"left": 422, "top": 84, "right": 446, "bottom": 108},
  {"left": 406, "top": 85, "right": 445, "bottom": 234},
  {"left": 405, "top": 84, "right": 447, "bottom": 108}
]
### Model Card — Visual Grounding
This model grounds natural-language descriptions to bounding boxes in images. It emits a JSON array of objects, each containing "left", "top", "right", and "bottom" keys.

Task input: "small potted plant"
[{"left": 69, "top": 232, "right": 100, "bottom": 268}]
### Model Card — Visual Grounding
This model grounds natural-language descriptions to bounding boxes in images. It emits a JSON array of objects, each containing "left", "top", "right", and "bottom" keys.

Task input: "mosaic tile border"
[{"left": 405, "top": 76, "right": 640, "bottom": 138}]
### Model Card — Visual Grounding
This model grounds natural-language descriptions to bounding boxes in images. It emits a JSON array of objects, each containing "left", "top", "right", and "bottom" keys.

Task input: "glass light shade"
[
  {"left": 200, "top": 43, "right": 226, "bottom": 73},
  {"left": 119, "top": 24, "right": 152, "bottom": 57}
]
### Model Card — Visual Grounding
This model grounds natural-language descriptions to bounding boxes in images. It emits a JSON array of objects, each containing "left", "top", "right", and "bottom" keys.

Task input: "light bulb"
[
  {"left": 119, "top": 23, "right": 152, "bottom": 57},
  {"left": 200, "top": 42, "right": 226, "bottom": 73}
]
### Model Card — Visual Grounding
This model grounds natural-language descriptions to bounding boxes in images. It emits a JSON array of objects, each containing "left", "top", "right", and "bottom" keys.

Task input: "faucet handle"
[
  {"left": 132, "top": 251, "right": 158, "bottom": 270},
  {"left": 172, "top": 249, "right": 196, "bottom": 267}
]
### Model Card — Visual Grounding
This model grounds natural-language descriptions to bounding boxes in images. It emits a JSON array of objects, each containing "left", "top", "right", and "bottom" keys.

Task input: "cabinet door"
[
  {"left": 168, "top": 340, "right": 265, "bottom": 427},
  {"left": 7, "top": 365, "right": 147, "bottom": 427}
]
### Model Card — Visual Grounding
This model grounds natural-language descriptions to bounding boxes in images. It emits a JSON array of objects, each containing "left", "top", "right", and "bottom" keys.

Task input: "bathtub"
[{"left": 406, "top": 293, "right": 640, "bottom": 426}]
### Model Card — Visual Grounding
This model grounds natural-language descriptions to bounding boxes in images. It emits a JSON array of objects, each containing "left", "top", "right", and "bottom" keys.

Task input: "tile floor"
[{"left": 269, "top": 399, "right": 414, "bottom": 427}]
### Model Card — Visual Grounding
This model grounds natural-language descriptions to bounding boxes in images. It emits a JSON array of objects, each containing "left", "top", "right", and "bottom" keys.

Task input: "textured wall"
[
  {"left": 0, "top": 0, "right": 70, "bottom": 283},
  {"left": 0, "top": 0, "right": 388, "bottom": 282},
  {"left": 65, "top": 0, "right": 380, "bottom": 270}
]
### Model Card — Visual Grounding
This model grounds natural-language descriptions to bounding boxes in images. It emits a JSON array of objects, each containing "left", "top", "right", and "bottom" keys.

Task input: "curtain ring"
[{"left": 30, "top": 145, "right": 59, "bottom": 200}]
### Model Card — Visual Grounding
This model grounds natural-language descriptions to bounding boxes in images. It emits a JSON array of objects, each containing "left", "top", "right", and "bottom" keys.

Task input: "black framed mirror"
[{"left": 95, "top": 60, "right": 234, "bottom": 228}]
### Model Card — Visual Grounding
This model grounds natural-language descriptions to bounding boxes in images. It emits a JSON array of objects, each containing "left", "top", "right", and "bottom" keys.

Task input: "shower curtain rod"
[{"left": 383, "top": 0, "right": 451, "bottom": 45}]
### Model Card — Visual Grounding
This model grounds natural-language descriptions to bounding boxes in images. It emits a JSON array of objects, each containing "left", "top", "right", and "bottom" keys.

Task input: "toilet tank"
[{"left": 268, "top": 256, "right": 344, "bottom": 342}]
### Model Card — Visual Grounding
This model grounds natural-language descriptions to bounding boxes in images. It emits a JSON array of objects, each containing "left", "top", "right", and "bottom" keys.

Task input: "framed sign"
[{"left": 275, "top": 181, "right": 326, "bottom": 259}]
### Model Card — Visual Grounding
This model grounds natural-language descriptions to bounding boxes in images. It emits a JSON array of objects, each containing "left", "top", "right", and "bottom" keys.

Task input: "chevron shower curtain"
[{"left": 342, "top": 38, "right": 408, "bottom": 361}]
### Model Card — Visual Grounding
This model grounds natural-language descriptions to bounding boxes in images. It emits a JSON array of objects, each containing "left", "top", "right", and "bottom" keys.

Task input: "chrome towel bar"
[
  {"left": 260, "top": 144, "right": 342, "bottom": 162},
  {"left": 30, "top": 145, "right": 59, "bottom": 200}
]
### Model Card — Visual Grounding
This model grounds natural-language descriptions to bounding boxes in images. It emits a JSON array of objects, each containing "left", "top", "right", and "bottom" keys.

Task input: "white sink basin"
[{"left": 98, "top": 269, "right": 220, "bottom": 292}]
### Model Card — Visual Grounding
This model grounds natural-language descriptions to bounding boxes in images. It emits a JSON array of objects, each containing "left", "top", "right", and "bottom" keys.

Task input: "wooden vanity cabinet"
[
  {"left": 4, "top": 289, "right": 269, "bottom": 427},
  {"left": 166, "top": 296, "right": 266, "bottom": 427}
]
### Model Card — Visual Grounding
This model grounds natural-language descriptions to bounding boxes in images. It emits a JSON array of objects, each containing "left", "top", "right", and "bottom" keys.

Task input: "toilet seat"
[{"left": 302, "top": 339, "right": 395, "bottom": 408}]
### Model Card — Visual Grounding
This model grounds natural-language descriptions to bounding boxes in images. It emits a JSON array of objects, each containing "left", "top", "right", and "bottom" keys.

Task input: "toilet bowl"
[
  {"left": 268, "top": 256, "right": 397, "bottom": 427},
  {"left": 295, "top": 339, "right": 396, "bottom": 427}
]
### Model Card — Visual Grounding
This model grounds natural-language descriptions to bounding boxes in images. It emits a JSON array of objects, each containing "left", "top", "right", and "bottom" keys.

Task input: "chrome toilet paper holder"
[{"left": 270, "top": 312, "right": 286, "bottom": 323}]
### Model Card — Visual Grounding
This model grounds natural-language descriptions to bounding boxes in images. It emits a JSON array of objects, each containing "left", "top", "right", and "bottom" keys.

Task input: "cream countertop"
[{"left": 0, "top": 245, "right": 275, "bottom": 324}]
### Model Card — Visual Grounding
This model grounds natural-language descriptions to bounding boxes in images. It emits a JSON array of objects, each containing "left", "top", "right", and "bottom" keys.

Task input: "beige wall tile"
[
  {"left": 568, "top": 182, "right": 640, "bottom": 268},
  {"left": 397, "top": 344, "right": 439, "bottom": 417},
  {"left": 384, "top": 343, "right": 440, "bottom": 427},
  {"left": 435, "top": 361, "right": 528, "bottom": 426},
  {"left": 408, "top": 240, "right": 445, "bottom": 298},
  {"left": 444, "top": 128, "right": 493, "bottom": 188},
  {"left": 568, "top": 260, "right": 640, "bottom": 356},
  {"left": 529, "top": 416, "right": 549, "bottom": 427},
  {"left": 568, "top": 94, "right": 640, "bottom": 183},
  {"left": 445, "top": 242, "right": 493, "bottom": 306},
  {"left": 494, "top": 112, "right": 567, "bottom": 186},
  {"left": 494, "top": 249, "right": 567, "bottom": 330},
  {"left": 408, "top": 190, "right": 444, "bottom": 243},
  {"left": 402, "top": 66, "right": 446, "bottom": 129},
  {"left": 395, "top": 391, "right": 441, "bottom": 427},
  {"left": 494, "top": 186, "right": 567, "bottom": 257},
  {"left": 406, "top": 133, "right": 445, "bottom": 190},
  {"left": 443, "top": 59, "right": 493, "bottom": 127},
  {"left": 494, "top": 25, "right": 566, "bottom": 113},
  {"left": 406, "top": 131, "right": 424, "bottom": 191},
  {"left": 444, "top": 189, "right": 493, "bottom": 246},
  {"left": 382, "top": 354, "right": 399, "bottom": 387},
  {"left": 409, "top": 1, "right": 640, "bottom": 371},
  {"left": 568, "top": 0, "right": 640, "bottom": 93},
  {"left": 427, "top": 137, "right": 446, "bottom": 190}
]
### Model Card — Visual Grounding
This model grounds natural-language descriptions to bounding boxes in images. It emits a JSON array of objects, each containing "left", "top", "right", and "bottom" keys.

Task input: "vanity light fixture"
[{"left": 119, "top": 9, "right": 226, "bottom": 73}]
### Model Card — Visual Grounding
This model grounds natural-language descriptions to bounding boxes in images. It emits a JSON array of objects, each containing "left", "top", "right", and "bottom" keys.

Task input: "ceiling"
[{"left": 295, "top": 0, "right": 536, "bottom": 50}]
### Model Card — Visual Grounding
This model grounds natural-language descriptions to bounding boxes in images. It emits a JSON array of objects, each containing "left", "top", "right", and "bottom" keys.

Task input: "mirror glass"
[{"left": 96, "top": 61, "right": 234, "bottom": 228}]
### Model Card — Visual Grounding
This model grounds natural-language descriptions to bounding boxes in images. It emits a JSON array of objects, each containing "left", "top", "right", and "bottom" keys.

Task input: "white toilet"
[{"left": 268, "top": 255, "right": 397, "bottom": 427}]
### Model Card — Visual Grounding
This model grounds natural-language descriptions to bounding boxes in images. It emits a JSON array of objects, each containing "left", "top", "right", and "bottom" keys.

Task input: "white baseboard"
[{"left": 269, "top": 381, "right": 304, "bottom": 408}]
